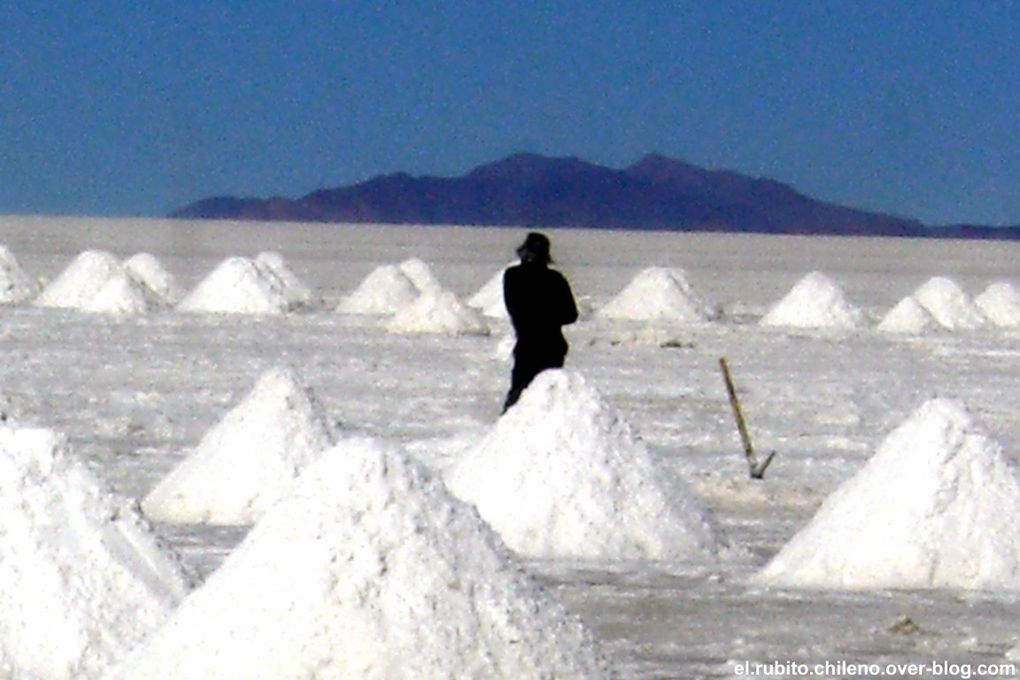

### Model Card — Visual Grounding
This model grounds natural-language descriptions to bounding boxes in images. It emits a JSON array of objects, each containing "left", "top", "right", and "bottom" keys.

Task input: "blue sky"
[{"left": 2, "top": 2, "right": 1019, "bottom": 225}]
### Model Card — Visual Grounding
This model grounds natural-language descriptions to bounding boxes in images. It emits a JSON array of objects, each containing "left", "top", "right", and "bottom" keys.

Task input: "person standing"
[{"left": 502, "top": 232, "right": 578, "bottom": 412}]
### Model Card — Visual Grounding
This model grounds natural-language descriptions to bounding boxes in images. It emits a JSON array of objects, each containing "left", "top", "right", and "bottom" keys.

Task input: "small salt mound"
[
  {"left": 123, "top": 253, "right": 183, "bottom": 306},
  {"left": 911, "top": 276, "right": 987, "bottom": 330},
  {"left": 757, "top": 399, "right": 1020, "bottom": 589},
  {"left": 337, "top": 264, "right": 421, "bottom": 315},
  {"left": 142, "top": 367, "right": 336, "bottom": 525},
  {"left": 0, "top": 427, "right": 190, "bottom": 680},
  {"left": 0, "top": 244, "right": 38, "bottom": 304},
  {"left": 82, "top": 272, "right": 150, "bottom": 315},
  {"left": 975, "top": 281, "right": 1020, "bottom": 327},
  {"left": 254, "top": 251, "right": 315, "bottom": 309},
  {"left": 34, "top": 250, "right": 122, "bottom": 309},
  {"left": 760, "top": 271, "right": 864, "bottom": 329},
  {"left": 385, "top": 288, "right": 490, "bottom": 336},
  {"left": 446, "top": 369, "right": 728, "bottom": 562},
  {"left": 467, "top": 264, "right": 512, "bottom": 318},
  {"left": 399, "top": 257, "right": 444, "bottom": 294},
  {"left": 108, "top": 438, "right": 611, "bottom": 680},
  {"left": 877, "top": 296, "right": 940, "bottom": 335},
  {"left": 598, "top": 266, "right": 711, "bottom": 323},
  {"left": 176, "top": 257, "right": 291, "bottom": 315}
]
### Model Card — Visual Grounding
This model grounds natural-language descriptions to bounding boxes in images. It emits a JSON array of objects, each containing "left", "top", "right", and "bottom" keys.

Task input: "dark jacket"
[{"left": 503, "top": 262, "right": 578, "bottom": 346}]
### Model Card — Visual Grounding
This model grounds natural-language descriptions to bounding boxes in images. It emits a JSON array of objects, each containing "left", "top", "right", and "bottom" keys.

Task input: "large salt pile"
[
  {"left": 0, "top": 244, "right": 38, "bottom": 304},
  {"left": 757, "top": 398, "right": 1020, "bottom": 589},
  {"left": 34, "top": 250, "right": 122, "bottom": 309},
  {"left": 123, "top": 252, "right": 183, "bottom": 306},
  {"left": 337, "top": 263, "right": 422, "bottom": 315},
  {"left": 446, "top": 369, "right": 728, "bottom": 562},
  {"left": 107, "top": 438, "right": 611, "bottom": 679},
  {"left": 975, "top": 281, "right": 1020, "bottom": 327},
  {"left": 399, "top": 256, "right": 443, "bottom": 295},
  {"left": 83, "top": 272, "right": 151, "bottom": 315},
  {"left": 598, "top": 266, "right": 712, "bottom": 323},
  {"left": 760, "top": 271, "right": 865, "bottom": 329},
  {"left": 877, "top": 296, "right": 940, "bottom": 335},
  {"left": 142, "top": 367, "right": 336, "bottom": 525},
  {"left": 254, "top": 251, "right": 315, "bottom": 308},
  {"left": 467, "top": 264, "right": 512, "bottom": 318},
  {"left": 385, "top": 288, "right": 491, "bottom": 336},
  {"left": 177, "top": 256, "right": 294, "bottom": 314},
  {"left": 0, "top": 427, "right": 190, "bottom": 680},
  {"left": 911, "top": 276, "right": 987, "bottom": 330}
]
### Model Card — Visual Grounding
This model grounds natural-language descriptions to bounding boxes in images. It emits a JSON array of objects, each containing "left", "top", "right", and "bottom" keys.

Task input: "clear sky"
[{"left": 2, "top": 1, "right": 1019, "bottom": 225}]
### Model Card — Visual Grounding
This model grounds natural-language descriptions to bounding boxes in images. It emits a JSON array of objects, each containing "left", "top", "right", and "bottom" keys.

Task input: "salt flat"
[{"left": 1, "top": 215, "right": 1019, "bottom": 679}]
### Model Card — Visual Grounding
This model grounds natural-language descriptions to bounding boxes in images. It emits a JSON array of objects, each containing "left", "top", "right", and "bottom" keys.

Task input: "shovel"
[{"left": 719, "top": 357, "right": 776, "bottom": 480}]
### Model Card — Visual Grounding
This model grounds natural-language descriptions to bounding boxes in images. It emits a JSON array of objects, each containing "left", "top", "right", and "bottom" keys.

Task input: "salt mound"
[
  {"left": 399, "top": 257, "right": 443, "bottom": 294},
  {"left": 385, "top": 288, "right": 490, "bottom": 336},
  {"left": 446, "top": 369, "right": 728, "bottom": 562},
  {"left": 757, "top": 399, "right": 1020, "bottom": 589},
  {"left": 142, "top": 367, "right": 337, "bottom": 525},
  {"left": 34, "top": 250, "right": 122, "bottom": 309},
  {"left": 83, "top": 272, "right": 151, "bottom": 315},
  {"left": 598, "top": 266, "right": 711, "bottom": 323},
  {"left": 254, "top": 251, "right": 314, "bottom": 309},
  {"left": 108, "top": 438, "right": 611, "bottom": 679},
  {"left": 338, "top": 264, "right": 421, "bottom": 315},
  {"left": 123, "top": 252, "right": 183, "bottom": 306},
  {"left": 0, "top": 427, "right": 190, "bottom": 679},
  {"left": 911, "top": 277, "right": 987, "bottom": 330},
  {"left": 467, "top": 264, "right": 512, "bottom": 318},
  {"left": 0, "top": 244, "right": 38, "bottom": 304},
  {"left": 760, "top": 271, "right": 864, "bottom": 329},
  {"left": 177, "top": 256, "right": 292, "bottom": 315},
  {"left": 975, "top": 281, "right": 1020, "bottom": 327},
  {"left": 877, "top": 296, "right": 940, "bottom": 335}
]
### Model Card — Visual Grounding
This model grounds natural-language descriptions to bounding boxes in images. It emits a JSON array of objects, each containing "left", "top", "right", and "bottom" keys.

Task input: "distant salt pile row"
[
  {"left": 876, "top": 276, "right": 1020, "bottom": 333},
  {"left": 143, "top": 367, "right": 337, "bottom": 525},
  {"left": 0, "top": 244, "right": 39, "bottom": 304},
  {"left": 109, "top": 438, "right": 611, "bottom": 679},
  {"left": 446, "top": 369, "right": 730, "bottom": 562},
  {"left": 340, "top": 258, "right": 490, "bottom": 336},
  {"left": 760, "top": 271, "right": 865, "bottom": 330},
  {"left": 34, "top": 250, "right": 182, "bottom": 315},
  {"left": 758, "top": 399, "right": 1020, "bottom": 590},
  {"left": 0, "top": 427, "right": 190, "bottom": 679},
  {"left": 177, "top": 252, "right": 313, "bottom": 315},
  {"left": 598, "top": 266, "right": 713, "bottom": 324}
]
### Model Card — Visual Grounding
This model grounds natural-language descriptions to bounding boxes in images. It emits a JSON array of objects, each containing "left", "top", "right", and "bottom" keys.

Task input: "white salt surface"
[
  {"left": 877, "top": 296, "right": 940, "bottom": 335},
  {"left": 446, "top": 369, "right": 729, "bottom": 562},
  {"left": 975, "top": 281, "right": 1020, "bottom": 327},
  {"left": 467, "top": 264, "right": 512, "bottom": 318},
  {"left": 34, "top": 250, "right": 122, "bottom": 309},
  {"left": 142, "top": 367, "right": 336, "bottom": 525},
  {"left": 757, "top": 398, "right": 1020, "bottom": 590},
  {"left": 123, "top": 252, "right": 183, "bottom": 306},
  {"left": 760, "top": 271, "right": 865, "bottom": 329},
  {"left": 109, "top": 437, "right": 610, "bottom": 680},
  {"left": 598, "top": 266, "right": 712, "bottom": 323},
  {"left": 0, "top": 427, "right": 190, "bottom": 680},
  {"left": 912, "top": 276, "right": 987, "bottom": 330},
  {"left": 385, "top": 288, "right": 490, "bottom": 336},
  {"left": 337, "top": 263, "right": 421, "bottom": 315},
  {"left": 177, "top": 256, "right": 292, "bottom": 315},
  {"left": 0, "top": 244, "right": 38, "bottom": 304}
]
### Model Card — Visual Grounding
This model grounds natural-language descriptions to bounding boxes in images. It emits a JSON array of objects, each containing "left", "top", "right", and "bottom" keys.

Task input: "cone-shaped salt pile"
[
  {"left": 0, "top": 244, "right": 38, "bottom": 304},
  {"left": 385, "top": 288, "right": 490, "bottom": 336},
  {"left": 877, "top": 296, "right": 940, "bottom": 335},
  {"left": 142, "top": 367, "right": 336, "bottom": 525},
  {"left": 337, "top": 264, "right": 421, "bottom": 315},
  {"left": 254, "top": 251, "right": 314, "bottom": 309},
  {"left": 83, "top": 272, "right": 151, "bottom": 315},
  {"left": 467, "top": 264, "right": 512, "bottom": 318},
  {"left": 760, "top": 271, "right": 864, "bottom": 329},
  {"left": 911, "top": 276, "right": 987, "bottom": 330},
  {"left": 107, "top": 438, "right": 612, "bottom": 679},
  {"left": 975, "top": 281, "right": 1020, "bottom": 327},
  {"left": 598, "top": 266, "right": 711, "bottom": 323},
  {"left": 177, "top": 257, "right": 291, "bottom": 314},
  {"left": 123, "top": 252, "right": 183, "bottom": 306},
  {"left": 0, "top": 427, "right": 190, "bottom": 680},
  {"left": 757, "top": 399, "right": 1020, "bottom": 589},
  {"left": 399, "top": 257, "right": 443, "bottom": 295},
  {"left": 34, "top": 250, "right": 122, "bottom": 309},
  {"left": 446, "top": 370, "right": 727, "bottom": 561}
]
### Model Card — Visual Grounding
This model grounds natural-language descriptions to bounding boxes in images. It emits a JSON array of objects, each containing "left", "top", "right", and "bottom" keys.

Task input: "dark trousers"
[{"left": 502, "top": 336, "right": 567, "bottom": 413}]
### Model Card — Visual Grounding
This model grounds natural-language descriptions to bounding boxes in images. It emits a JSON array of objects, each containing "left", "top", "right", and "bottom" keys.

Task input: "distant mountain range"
[{"left": 170, "top": 153, "right": 1020, "bottom": 239}]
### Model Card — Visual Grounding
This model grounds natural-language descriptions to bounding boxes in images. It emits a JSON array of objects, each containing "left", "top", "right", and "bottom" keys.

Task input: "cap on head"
[{"left": 516, "top": 231, "right": 552, "bottom": 264}]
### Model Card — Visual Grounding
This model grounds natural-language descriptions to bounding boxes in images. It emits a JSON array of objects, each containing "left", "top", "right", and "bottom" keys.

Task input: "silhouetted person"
[{"left": 502, "top": 232, "right": 578, "bottom": 412}]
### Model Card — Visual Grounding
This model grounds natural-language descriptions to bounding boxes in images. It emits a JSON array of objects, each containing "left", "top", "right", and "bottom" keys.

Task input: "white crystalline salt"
[
  {"left": 123, "top": 253, "right": 183, "bottom": 306},
  {"left": 337, "top": 264, "right": 422, "bottom": 315},
  {"left": 0, "top": 427, "right": 190, "bottom": 680},
  {"left": 254, "top": 251, "right": 314, "bottom": 309},
  {"left": 142, "top": 367, "right": 336, "bottom": 525},
  {"left": 975, "top": 281, "right": 1020, "bottom": 327},
  {"left": 176, "top": 257, "right": 291, "bottom": 315},
  {"left": 757, "top": 398, "right": 1020, "bottom": 589},
  {"left": 107, "top": 438, "right": 612, "bottom": 680},
  {"left": 467, "top": 264, "right": 512, "bottom": 318},
  {"left": 760, "top": 271, "right": 864, "bottom": 329},
  {"left": 0, "top": 244, "right": 38, "bottom": 304},
  {"left": 877, "top": 296, "right": 940, "bottom": 335},
  {"left": 399, "top": 257, "right": 444, "bottom": 295},
  {"left": 385, "top": 288, "right": 490, "bottom": 336},
  {"left": 34, "top": 250, "right": 122, "bottom": 309},
  {"left": 598, "top": 266, "right": 712, "bottom": 323},
  {"left": 445, "top": 369, "right": 728, "bottom": 562},
  {"left": 83, "top": 272, "right": 150, "bottom": 315},
  {"left": 911, "top": 276, "right": 987, "bottom": 330}
]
